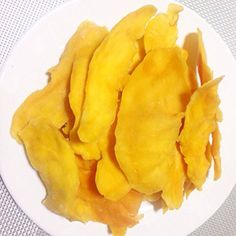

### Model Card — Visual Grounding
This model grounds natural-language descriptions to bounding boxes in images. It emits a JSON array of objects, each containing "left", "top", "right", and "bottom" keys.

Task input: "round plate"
[{"left": 0, "top": 0, "right": 236, "bottom": 235}]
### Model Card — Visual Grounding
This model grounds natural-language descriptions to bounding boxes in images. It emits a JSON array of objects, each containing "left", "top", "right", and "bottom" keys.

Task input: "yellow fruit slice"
[
  {"left": 18, "top": 117, "right": 80, "bottom": 220},
  {"left": 197, "top": 29, "right": 222, "bottom": 180},
  {"left": 144, "top": 3, "right": 183, "bottom": 52},
  {"left": 78, "top": 5, "right": 157, "bottom": 143},
  {"left": 115, "top": 48, "right": 187, "bottom": 208},
  {"left": 183, "top": 32, "right": 199, "bottom": 92},
  {"left": 11, "top": 22, "right": 98, "bottom": 141},
  {"left": 68, "top": 21, "right": 108, "bottom": 160},
  {"left": 197, "top": 29, "right": 213, "bottom": 84},
  {"left": 179, "top": 78, "right": 222, "bottom": 189},
  {"left": 211, "top": 124, "right": 221, "bottom": 180},
  {"left": 161, "top": 151, "right": 186, "bottom": 209},
  {"left": 96, "top": 123, "right": 130, "bottom": 201}
]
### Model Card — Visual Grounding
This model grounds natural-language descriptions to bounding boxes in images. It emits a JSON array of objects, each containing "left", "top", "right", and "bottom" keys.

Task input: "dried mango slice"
[
  {"left": 68, "top": 22, "right": 108, "bottom": 160},
  {"left": 78, "top": 5, "right": 157, "bottom": 143},
  {"left": 197, "top": 29, "right": 213, "bottom": 84},
  {"left": 205, "top": 142, "right": 212, "bottom": 164},
  {"left": 96, "top": 123, "right": 130, "bottom": 201},
  {"left": 211, "top": 124, "right": 221, "bottom": 180},
  {"left": 76, "top": 158, "right": 143, "bottom": 229},
  {"left": 144, "top": 3, "right": 183, "bottom": 52},
  {"left": 197, "top": 29, "right": 222, "bottom": 180},
  {"left": 183, "top": 32, "right": 199, "bottom": 92},
  {"left": 115, "top": 48, "right": 187, "bottom": 208},
  {"left": 11, "top": 22, "right": 97, "bottom": 141},
  {"left": 18, "top": 117, "right": 80, "bottom": 220},
  {"left": 179, "top": 78, "right": 222, "bottom": 189},
  {"left": 161, "top": 151, "right": 186, "bottom": 209}
]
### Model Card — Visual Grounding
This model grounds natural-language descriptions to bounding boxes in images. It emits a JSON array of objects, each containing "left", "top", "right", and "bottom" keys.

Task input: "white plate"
[{"left": 0, "top": 0, "right": 236, "bottom": 235}]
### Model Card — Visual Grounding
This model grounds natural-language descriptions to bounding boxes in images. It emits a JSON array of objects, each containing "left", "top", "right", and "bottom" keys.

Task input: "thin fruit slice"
[
  {"left": 78, "top": 5, "right": 157, "bottom": 143},
  {"left": 211, "top": 124, "right": 221, "bottom": 180},
  {"left": 68, "top": 21, "right": 108, "bottom": 160},
  {"left": 183, "top": 32, "right": 199, "bottom": 92},
  {"left": 197, "top": 29, "right": 213, "bottom": 84},
  {"left": 197, "top": 29, "right": 222, "bottom": 180},
  {"left": 11, "top": 22, "right": 98, "bottom": 141},
  {"left": 96, "top": 123, "right": 130, "bottom": 201},
  {"left": 115, "top": 48, "right": 187, "bottom": 208},
  {"left": 179, "top": 78, "right": 222, "bottom": 189},
  {"left": 18, "top": 117, "right": 80, "bottom": 220}
]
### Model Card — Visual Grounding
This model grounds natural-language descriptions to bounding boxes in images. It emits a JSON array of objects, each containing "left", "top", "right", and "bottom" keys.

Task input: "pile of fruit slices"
[{"left": 11, "top": 3, "right": 222, "bottom": 236}]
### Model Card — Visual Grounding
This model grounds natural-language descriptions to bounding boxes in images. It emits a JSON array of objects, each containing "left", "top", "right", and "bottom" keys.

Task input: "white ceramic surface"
[{"left": 1, "top": 0, "right": 236, "bottom": 235}]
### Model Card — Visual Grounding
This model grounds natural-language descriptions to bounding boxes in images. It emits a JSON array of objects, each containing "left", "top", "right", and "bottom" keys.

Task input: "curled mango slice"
[
  {"left": 183, "top": 32, "right": 199, "bottom": 92},
  {"left": 11, "top": 22, "right": 98, "bottom": 141},
  {"left": 179, "top": 78, "right": 222, "bottom": 189},
  {"left": 96, "top": 123, "right": 130, "bottom": 201},
  {"left": 197, "top": 29, "right": 222, "bottom": 179},
  {"left": 78, "top": 5, "right": 157, "bottom": 143},
  {"left": 18, "top": 118, "right": 80, "bottom": 220},
  {"left": 211, "top": 124, "right": 221, "bottom": 180},
  {"left": 115, "top": 48, "right": 187, "bottom": 208},
  {"left": 68, "top": 21, "right": 108, "bottom": 160},
  {"left": 144, "top": 3, "right": 183, "bottom": 52},
  {"left": 197, "top": 29, "right": 213, "bottom": 84}
]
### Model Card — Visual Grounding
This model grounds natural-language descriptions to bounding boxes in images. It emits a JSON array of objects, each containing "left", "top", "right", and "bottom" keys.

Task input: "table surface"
[{"left": 0, "top": 0, "right": 236, "bottom": 235}]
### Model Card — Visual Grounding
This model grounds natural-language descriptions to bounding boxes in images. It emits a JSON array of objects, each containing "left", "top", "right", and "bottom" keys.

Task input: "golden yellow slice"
[
  {"left": 78, "top": 5, "right": 157, "bottom": 143},
  {"left": 197, "top": 29, "right": 222, "bottom": 180},
  {"left": 68, "top": 22, "right": 108, "bottom": 160},
  {"left": 211, "top": 124, "right": 221, "bottom": 180},
  {"left": 18, "top": 117, "right": 80, "bottom": 220},
  {"left": 197, "top": 29, "right": 213, "bottom": 84},
  {"left": 144, "top": 3, "right": 183, "bottom": 52},
  {"left": 11, "top": 22, "right": 99, "bottom": 141},
  {"left": 179, "top": 78, "right": 222, "bottom": 189},
  {"left": 115, "top": 48, "right": 187, "bottom": 208},
  {"left": 96, "top": 123, "right": 130, "bottom": 201},
  {"left": 183, "top": 32, "right": 199, "bottom": 92},
  {"left": 161, "top": 151, "right": 186, "bottom": 209},
  {"left": 69, "top": 22, "right": 108, "bottom": 128}
]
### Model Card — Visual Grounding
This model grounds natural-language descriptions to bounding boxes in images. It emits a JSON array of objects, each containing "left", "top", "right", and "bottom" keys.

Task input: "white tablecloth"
[{"left": 0, "top": 0, "right": 236, "bottom": 235}]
